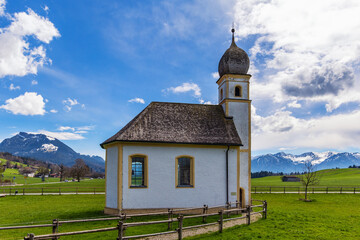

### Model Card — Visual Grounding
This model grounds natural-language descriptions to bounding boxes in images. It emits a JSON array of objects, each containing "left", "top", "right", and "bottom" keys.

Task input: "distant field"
[
  {"left": 1, "top": 194, "right": 359, "bottom": 239},
  {"left": 252, "top": 168, "right": 360, "bottom": 187}
]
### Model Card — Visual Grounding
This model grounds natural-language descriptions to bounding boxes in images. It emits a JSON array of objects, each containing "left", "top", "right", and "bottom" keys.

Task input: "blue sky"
[{"left": 1, "top": 0, "right": 360, "bottom": 159}]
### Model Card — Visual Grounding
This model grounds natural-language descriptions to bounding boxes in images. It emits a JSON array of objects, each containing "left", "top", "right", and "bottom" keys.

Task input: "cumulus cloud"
[
  {"left": 58, "top": 126, "right": 75, "bottom": 131},
  {"left": 164, "top": 82, "right": 201, "bottom": 97},
  {"left": 0, "top": 5, "right": 60, "bottom": 78},
  {"left": 31, "top": 80, "right": 38, "bottom": 85},
  {"left": 50, "top": 109, "right": 57, "bottom": 113},
  {"left": 128, "top": 97, "right": 145, "bottom": 104},
  {"left": 0, "top": 0, "right": 5, "bottom": 16},
  {"left": 0, "top": 92, "right": 46, "bottom": 115},
  {"left": 235, "top": 0, "right": 360, "bottom": 111},
  {"left": 287, "top": 101, "right": 301, "bottom": 109},
  {"left": 252, "top": 106, "right": 360, "bottom": 152},
  {"left": 211, "top": 72, "right": 219, "bottom": 79},
  {"left": 9, "top": 83, "right": 20, "bottom": 90},
  {"left": 62, "top": 98, "right": 81, "bottom": 111}
]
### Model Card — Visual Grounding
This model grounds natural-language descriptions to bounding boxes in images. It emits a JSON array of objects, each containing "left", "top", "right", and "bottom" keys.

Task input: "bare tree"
[
  {"left": 70, "top": 159, "right": 90, "bottom": 182},
  {"left": 59, "top": 164, "right": 69, "bottom": 182},
  {"left": 0, "top": 165, "right": 5, "bottom": 183},
  {"left": 300, "top": 161, "right": 320, "bottom": 201}
]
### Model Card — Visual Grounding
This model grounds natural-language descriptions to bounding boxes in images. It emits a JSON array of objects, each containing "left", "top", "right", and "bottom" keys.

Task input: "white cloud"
[
  {"left": 58, "top": 126, "right": 75, "bottom": 132},
  {"left": 211, "top": 72, "right": 219, "bottom": 79},
  {"left": 128, "top": 97, "right": 145, "bottom": 104},
  {"left": 42, "top": 5, "right": 49, "bottom": 13},
  {"left": 50, "top": 109, "right": 57, "bottom": 113},
  {"left": 0, "top": 7, "right": 60, "bottom": 78},
  {"left": 62, "top": 98, "right": 80, "bottom": 111},
  {"left": 199, "top": 99, "right": 212, "bottom": 105},
  {"left": 35, "top": 130, "right": 84, "bottom": 140},
  {"left": 252, "top": 106, "right": 360, "bottom": 151},
  {"left": 165, "top": 82, "right": 201, "bottom": 97},
  {"left": 235, "top": 0, "right": 360, "bottom": 111},
  {"left": 287, "top": 101, "right": 301, "bottom": 109},
  {"left": 0, "top": 92, "right": 45, "bottom": 115},
  {"left": 0, "top": 0, "right": 5, "bottom": 16},
  {"left": 77, "top": 125, "right": 94, "bottom": 131},
  {"left": 31, "top": 80, "right": 38, "bottom": 85},
  {"left": 9, "top": 83, "right": 20, "bottom": 90}
]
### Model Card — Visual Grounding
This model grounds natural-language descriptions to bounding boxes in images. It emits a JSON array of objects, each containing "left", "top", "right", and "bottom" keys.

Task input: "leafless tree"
[
  {"left": 300, "top": 161, "right": 320, "bottom": 201},
  {"left": 0, "top": 165, "right": 5, "bottom": 182},
  {"left": 70, "top": 159, "right": 90, "bottom": 182},
  {"left": 59, "top": 164, "right": 69, "bottom": 181}
]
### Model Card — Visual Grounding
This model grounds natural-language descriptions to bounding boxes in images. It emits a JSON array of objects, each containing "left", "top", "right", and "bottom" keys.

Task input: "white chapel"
[{"left": 101, "top": 28, "right": 252, "bottom": 215}]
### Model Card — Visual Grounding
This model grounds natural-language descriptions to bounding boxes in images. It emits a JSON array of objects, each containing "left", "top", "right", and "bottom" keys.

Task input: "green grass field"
[
  {"left": 1, "top": 194, "right": 359, "bottom": 239},
  {"left": 252, "top": 168, "right": 360, "bottom": 187}
]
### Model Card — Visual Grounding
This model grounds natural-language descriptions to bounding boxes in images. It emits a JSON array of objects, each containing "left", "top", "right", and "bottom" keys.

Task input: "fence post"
[
  {"left": 177, "top": 215, "right": 183, "bottom": 240},
  {"left": 23, "top": 188, "right": 25, "bottom": 195},
  {"left": 269, "top": 187, "right": 271, "bottom": 193},
  {"left": 354, "top": 188, "right": 356, "bottom": 194},
  {"left": 202, "top": 205, "right": 207, "bottom": 223},
  {"left": 117, "top": 220, "right": 124, "bottom": 240},
  {"left": 218, "top": 210, "right": 223, "bottom": 233},
  {"left": 236, "top": 200, "right": 240, "bottom": 215},
  {"left": 326, "top": 187, "right": 328, "bottom": 194},
  {"left": 340, "top": 187, "right": 342, "bottom": 194},
  {"left": 52, "top": 219, "right": 59, "bottom": 240},
  {"left": 264, "top": 201, "right": 267, "bottom": 219},
  {"left": 246, "top": 205, "right": 251, "bottom": 225},
  {"left": 27, "top": 233, "right": 35, "bottom": 240},
  {"left": 42, "top": 188, "right": 44, "bottom": 195},
  {"left": 167, "top": 208, "right": 173, "bottom": 230}
]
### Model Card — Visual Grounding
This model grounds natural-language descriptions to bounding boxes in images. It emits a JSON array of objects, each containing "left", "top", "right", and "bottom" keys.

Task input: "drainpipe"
[{"left": 226, "top": 146, "right": 230, "bottom": 204}]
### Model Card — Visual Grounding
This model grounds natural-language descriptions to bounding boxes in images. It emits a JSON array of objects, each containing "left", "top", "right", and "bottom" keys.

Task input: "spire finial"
[{"left": 231, "top": 23, "right": 235, "bottom": 45}]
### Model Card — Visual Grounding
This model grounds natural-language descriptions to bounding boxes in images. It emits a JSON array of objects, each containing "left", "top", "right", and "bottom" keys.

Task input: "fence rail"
[
  {"left": 0, "top": 200, "right": 267, "bottom": 240},
  {"left": 0, "top": 187, "right": 105, "bottom": 196},
  {"left": 252, "top": 186, "right": 360, "bottom": 194}
]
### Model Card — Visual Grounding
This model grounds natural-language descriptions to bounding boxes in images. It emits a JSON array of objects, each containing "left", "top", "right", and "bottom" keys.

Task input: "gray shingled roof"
[{"left": 100, "top": 102, "right": 242, "bottom": 148}]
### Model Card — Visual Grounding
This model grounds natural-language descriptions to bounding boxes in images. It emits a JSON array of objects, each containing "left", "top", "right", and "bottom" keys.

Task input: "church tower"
[{"left": 217, "top": 28, "right": 251, "bottom": 201}]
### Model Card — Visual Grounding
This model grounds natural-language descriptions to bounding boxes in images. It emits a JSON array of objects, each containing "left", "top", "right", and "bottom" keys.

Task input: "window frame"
[
  {"left": 234, "top": 85, "right": 242, "bottom": 97},
  {"left": 128, "top": 154, "right": 148, "bottom": 188},
  {"left": 175, "top": 155, "right": 195, "bottom": 188}
]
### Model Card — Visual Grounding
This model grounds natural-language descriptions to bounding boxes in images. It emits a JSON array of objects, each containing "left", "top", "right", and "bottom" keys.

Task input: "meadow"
[
  {"left": 252, "top": 168, "right": 360, "bottom": 187},
  {"left": 1, "top": 194, "right": 360, "bottom": 239}
]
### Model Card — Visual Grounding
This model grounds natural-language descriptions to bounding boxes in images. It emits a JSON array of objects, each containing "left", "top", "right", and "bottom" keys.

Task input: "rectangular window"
[
  {"left": 129, "top": 155, "right": 147, "bottom": 188},
  {"left": 176, "top": 157, "right": 194, "bottom": 188}
]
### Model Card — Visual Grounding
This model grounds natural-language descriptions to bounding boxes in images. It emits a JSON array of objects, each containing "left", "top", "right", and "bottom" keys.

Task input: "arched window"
[
  {"left": 175, "top": 156, "right": 194, "bottom": 188},
  {"left": 235, "top": 85, "right": 242, "bottom": 97},
  {"left": 220, "top": 89, "right": 223, "bottom": 100},
  {"left": 129, "top": 155, "right": 148, "bottom": 188}
]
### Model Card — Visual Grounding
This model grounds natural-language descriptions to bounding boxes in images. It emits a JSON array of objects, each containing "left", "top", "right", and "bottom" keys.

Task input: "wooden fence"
[
  {"left": 0, "top": 200, "right": 267, "bottom": 240},
  {"left": 0, "top": 187, "right": 105, "bottom": 195},
  {"left": 252, "top": 186, "right": 360, "bottom": 194}
]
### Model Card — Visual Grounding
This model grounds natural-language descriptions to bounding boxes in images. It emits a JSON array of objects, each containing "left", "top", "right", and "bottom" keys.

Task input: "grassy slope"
[
  {"left": 188, "top": 194, "right": 360, "bottom": 240},
  {"left": 252, "top": 168, "right": 360, "bottom": 187},
  {"left": 1, "top": 194, "right": 360, "bottom": 240}
]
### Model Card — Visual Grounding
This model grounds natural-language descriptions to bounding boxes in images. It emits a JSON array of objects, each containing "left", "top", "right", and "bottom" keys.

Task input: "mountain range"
[
  {"left": 252, "top": 151, "right": 360, "bottom": 173},
  {"left": 0, "top": 132, "right": 105, "bottom": 172}
]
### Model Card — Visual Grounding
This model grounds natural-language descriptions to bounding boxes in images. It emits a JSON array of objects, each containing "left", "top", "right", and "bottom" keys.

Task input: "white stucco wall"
[
  {"left": 121, "top": 146, "right": 238, "bottom": 209},
  {"left": 228, "top": 101, "right": 249, "bottom": 149},
  {"left": 106, "top": 146, "right": 118, "bottom": 209},
  {"left": 228, "top": 81, "right": 249, "bottom": 99},
  {"left": 240, "top": 151, "right": 250, "bottom": 205}
]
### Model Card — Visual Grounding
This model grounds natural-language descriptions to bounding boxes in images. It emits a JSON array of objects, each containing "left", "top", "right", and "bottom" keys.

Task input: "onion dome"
[{"left": 218, "top": 28, "right": 250, "bottom": 78}]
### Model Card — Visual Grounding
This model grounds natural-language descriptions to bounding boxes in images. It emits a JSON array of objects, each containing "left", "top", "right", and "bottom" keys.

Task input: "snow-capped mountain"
[
  {"left": 252, "top": 151, "right": 360, "bottom": 173},
  {"left": 0, "top": 132, "right": 105, "bottom": 172}
]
